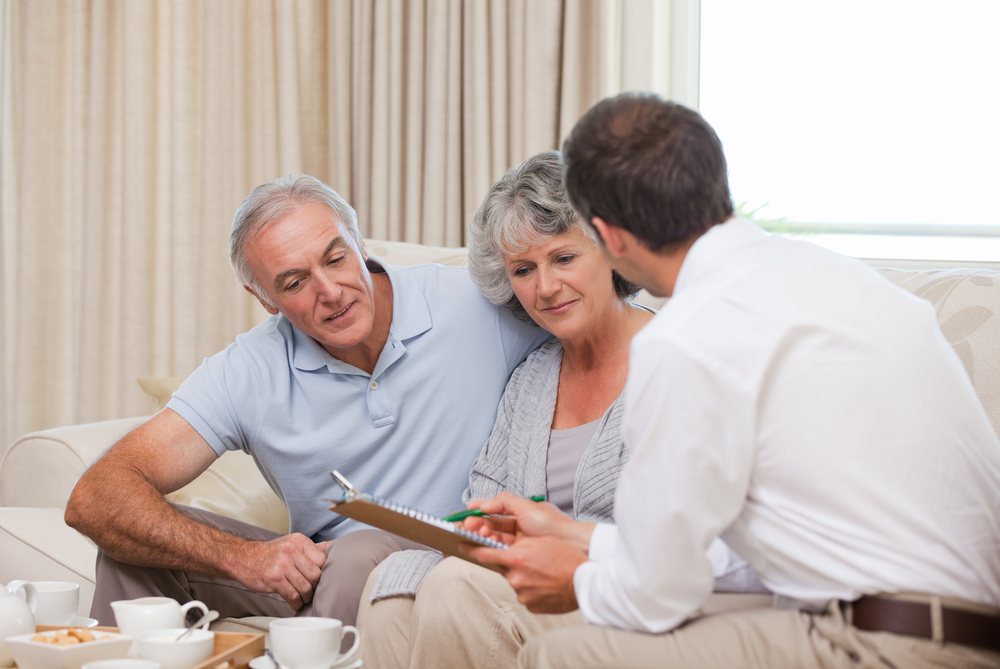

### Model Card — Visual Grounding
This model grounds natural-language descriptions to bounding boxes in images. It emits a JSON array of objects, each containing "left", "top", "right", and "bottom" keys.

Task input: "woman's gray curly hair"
[{"left": 468, "top": 150, "right": 639, "bottom": 323}]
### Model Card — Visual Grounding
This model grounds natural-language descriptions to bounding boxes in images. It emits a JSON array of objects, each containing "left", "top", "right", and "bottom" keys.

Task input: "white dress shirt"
[{"left": 574, "top": 217, "right": 1000, "bottom": 633}]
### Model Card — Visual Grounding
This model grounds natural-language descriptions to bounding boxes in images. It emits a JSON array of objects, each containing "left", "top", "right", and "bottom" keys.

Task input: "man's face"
[
  {"left": 592, "top": 231, "right": 672, "bottom": 298},
  {"left": 245, "top": 202, "right": 379, "bottom": 355}
]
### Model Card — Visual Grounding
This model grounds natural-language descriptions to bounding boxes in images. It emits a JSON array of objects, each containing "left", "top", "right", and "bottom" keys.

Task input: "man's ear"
[
  {"left": 590, "top": 217, "right": 627, "bottom": 258},
  {"left": 244, "top": 285, "right": 280, "bottom": 315}
]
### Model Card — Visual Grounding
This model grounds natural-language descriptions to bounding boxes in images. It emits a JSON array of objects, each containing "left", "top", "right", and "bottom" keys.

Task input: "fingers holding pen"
[
  {"left": 472, "top": 491, "right": 536, "bottom": 517},
  {"left": 464, "top": 515, "right": 518, "bottom": 545},
  {"left": 465, "top": 492, "right": 597, "bottom": 552}
]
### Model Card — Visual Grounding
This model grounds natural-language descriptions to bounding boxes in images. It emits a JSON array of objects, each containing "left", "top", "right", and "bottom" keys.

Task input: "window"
[{"left": 694, "top": 0, "right": 1000, "bottom": 264}]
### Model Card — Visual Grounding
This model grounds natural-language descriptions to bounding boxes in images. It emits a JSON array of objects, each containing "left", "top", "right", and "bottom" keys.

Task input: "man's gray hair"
[
  {"left": 468, "top": 151, "right": 584, "bottom": 323},
  {"left": 230, "top": 174, "right": 362, "bottom": 308}
]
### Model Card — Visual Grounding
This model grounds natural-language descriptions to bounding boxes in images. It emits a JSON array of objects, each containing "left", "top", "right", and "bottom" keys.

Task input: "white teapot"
[{"left": 1, "top": 580, "right": 37, "bottom": 668}]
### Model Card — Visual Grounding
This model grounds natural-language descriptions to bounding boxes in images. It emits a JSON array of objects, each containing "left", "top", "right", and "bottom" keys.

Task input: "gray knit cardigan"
[{"left": 370, "top": 338, "right": 632, "bottom": 599}]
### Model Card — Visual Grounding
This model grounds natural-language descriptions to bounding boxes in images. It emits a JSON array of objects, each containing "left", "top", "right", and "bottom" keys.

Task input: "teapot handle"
[{"left": 5, "top": 580, "right": 38, "bottom": 613}]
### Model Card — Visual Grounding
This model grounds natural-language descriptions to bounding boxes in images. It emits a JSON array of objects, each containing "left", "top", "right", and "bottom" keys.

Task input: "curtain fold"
[{"left": 0, "top": 0, "right": 617, "bottom": 444}]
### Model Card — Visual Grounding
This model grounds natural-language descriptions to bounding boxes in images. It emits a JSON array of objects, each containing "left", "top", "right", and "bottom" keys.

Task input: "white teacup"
[
  {"left": 111, "top": 598, "right": 210, "bottom": 637},
  {"left": 24, "top": 581, "right": 80, "bottom": 625},
  {"left": 137, "top": 628, "right": 214, "bottom": 669},
  {"left": 269, "top": 619, "right": 359, "bottom": 669}
]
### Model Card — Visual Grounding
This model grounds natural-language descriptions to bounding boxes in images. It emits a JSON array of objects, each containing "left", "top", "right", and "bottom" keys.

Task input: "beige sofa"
[{"left": 2, "top": 238, "right": 998, "bottom": 626}]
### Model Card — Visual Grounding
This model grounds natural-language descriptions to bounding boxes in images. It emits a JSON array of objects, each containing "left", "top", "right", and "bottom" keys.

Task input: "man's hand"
[
  {"left": 464, "top": 492, "right": 594, "bottom": 552},
  {"left": 238, "top": 535, "right": 330, "bottom": 610},
  {"left": 464, "top": 536, "right": 586, "bottom": 614}
]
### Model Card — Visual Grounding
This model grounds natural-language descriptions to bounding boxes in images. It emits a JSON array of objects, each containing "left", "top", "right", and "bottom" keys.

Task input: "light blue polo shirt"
[{"left": 167, "top": 260, "right": 549, "bottom": 541}]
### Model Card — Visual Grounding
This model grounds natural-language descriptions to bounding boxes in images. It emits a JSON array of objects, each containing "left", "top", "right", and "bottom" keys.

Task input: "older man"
[
  {"left": 466, "top": 94, "right": 1000, "bottom": 668},
  {"left": 65, "top": 175, "right": 549, "bottom": 627}
]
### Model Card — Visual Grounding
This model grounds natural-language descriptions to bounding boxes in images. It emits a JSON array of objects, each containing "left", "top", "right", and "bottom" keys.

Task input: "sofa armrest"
[
  {"left": 0, "top": 417, "right": 148, "bottom": 508},
  {"left": 0, "top": 507, "right": 97, "bottom": 616},
  {"left": 3, "top": 413, "right": 289, "bottom": 535}
]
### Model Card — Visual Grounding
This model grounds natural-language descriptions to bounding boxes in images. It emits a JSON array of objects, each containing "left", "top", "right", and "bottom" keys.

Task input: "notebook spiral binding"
[{"left": 362, "top": 493, "right": 510, "bottom": 551}]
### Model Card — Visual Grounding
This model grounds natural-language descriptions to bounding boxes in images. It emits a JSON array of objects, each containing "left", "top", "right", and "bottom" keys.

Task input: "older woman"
[{"left": 355, "top": 151, "right": 655, "bottom": 668}]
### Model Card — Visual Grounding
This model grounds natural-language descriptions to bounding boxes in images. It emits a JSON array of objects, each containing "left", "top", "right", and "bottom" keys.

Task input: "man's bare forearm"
[
  {"left": 64, "top": 410, "right": 266, "bottom": 585},
  {"left": 66, "top": 410, "right": 328, "bottom": 608},
  {"left": 65, "top": 450, "right": 255, "bottom": 581}
]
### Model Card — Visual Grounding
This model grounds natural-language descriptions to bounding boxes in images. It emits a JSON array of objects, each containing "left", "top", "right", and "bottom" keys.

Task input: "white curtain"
[{"left": 0, "top": 0, "right": 626, "bottom": 443}]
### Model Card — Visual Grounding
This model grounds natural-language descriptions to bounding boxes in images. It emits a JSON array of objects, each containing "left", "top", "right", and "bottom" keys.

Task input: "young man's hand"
[
  {"left": 460, "top": 492, "right": 597, "bottom": 614},
  {"left": 464, "top": 535, "right": 586, "bottom": 613},
  {"left": 464, "top": 492, "right": 593, "bottom": 550}
]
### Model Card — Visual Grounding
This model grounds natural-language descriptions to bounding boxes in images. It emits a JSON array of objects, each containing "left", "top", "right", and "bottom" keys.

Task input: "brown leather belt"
[{"left": 851, "top": 595, "right": 1000, "bottom": 651}]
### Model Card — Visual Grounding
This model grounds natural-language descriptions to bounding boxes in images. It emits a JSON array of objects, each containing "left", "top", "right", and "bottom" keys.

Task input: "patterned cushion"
[{"left": 877, "top": 268, "right": 1000, "bottom": 437}]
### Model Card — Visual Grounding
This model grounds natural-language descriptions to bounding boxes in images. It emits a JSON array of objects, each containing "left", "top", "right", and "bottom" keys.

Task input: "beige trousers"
[
  {"left": 357, "top": 556, "right": 585, "bottom": 669},
  {"left": 359, "top": 555, "right": 1000, "bottom": 669},
  {"left": 519, "top": 601, "right": 1000, "bottom": 669}
]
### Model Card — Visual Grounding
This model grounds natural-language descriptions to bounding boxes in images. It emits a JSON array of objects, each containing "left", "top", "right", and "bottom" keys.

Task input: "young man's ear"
[
  {"left": 590, "top": 217, "right": 628, "bottom": 258},
  {"left": 244, "top": 285, "right": 280, "bottom": 315}
]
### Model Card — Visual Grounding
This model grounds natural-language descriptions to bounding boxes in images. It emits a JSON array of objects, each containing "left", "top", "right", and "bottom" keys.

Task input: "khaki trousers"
[
  {"left": 520, "top": 601, "right": 1000, "bottom": 669},
  {"left": 357, "top": 556, "right": 585, "bottom": 669},
  {"left": 91, "top": 505, "right": 421, "bottom": 642},
  {"left": 359, "top": 555, "right": 1000, "bottom": 669}
]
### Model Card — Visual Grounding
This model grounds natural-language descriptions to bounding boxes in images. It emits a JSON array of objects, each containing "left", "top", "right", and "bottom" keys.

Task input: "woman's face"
[{"left": 505, "top": 226, "right": 619, "bottom": 341}]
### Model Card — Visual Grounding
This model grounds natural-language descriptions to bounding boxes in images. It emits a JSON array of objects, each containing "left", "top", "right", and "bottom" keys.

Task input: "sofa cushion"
[
  {"left": 137, "top": 376, "right": 186, "bottom": 412},
  {"left": 364, "top": 239, "right": 470, "bottom": 267}
]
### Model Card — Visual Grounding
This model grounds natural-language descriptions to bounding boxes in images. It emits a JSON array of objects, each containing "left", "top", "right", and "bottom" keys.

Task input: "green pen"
[{"left": 442, "top": 495, "right": 546, "bottom": 523}]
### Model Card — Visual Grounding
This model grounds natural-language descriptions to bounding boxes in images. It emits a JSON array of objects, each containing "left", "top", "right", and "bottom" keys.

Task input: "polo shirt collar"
[
  {"left": 289, "top": 257, "right": 432, "bottom": 372},
  {"left": 378, "top": 258, "right": 433, "bottom": 342}
]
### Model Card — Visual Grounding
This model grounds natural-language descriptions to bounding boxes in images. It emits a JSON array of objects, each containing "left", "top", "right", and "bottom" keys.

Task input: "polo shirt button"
[{"left": 370, "top": 381, "right": 378, "bottom": 390}]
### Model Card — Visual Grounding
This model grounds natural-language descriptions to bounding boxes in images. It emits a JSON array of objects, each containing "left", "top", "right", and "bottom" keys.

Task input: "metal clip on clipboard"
[{"left": 330, "top": 470, "right": 359, "bottom": 501}]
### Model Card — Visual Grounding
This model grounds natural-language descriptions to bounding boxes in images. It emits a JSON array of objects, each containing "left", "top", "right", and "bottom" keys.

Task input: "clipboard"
[{"left": 327, "top": 470, "right": 509, "bottom": 571}]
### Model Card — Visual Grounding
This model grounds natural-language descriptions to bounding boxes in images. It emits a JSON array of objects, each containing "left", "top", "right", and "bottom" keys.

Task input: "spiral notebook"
[{"left": 327, "top": 470, "right": 508, "bottom": 571}]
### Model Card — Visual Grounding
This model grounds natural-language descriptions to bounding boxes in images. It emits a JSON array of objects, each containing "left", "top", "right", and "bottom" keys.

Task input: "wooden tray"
[
  {"left": 191, "top": 632, "right": 264, "bottom": 669},
  {"left": 35, "top": 627, "right": 265, "bottom": 669}
]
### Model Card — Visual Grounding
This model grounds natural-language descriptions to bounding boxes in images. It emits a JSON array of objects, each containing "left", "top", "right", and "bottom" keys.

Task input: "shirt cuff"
[
  {"left": 587, "top": 522, "right": 617, "bottom": 562},
  {"left": 572, "top": 559, "right": 601, "bottom": 625}
]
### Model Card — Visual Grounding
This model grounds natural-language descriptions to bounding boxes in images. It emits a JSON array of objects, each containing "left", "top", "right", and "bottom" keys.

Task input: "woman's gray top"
[
  {"left": 546, "top": 418, "right": 603, "bottom": 513},
  {"left": 370, "top": 338, "right": 631, "bottom": 599}
]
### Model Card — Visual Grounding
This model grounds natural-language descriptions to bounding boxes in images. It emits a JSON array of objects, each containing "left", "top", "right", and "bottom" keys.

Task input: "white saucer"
[
  {"left": 248, "top": 655, "right": 361, "bottom": 669},
  {"left": 248, "top": 656, "right": 274, "bottom": 669},
  {"left": 337, "top": 660, "right": 361, "bottom": 669},
  {"left": 70, "top": 616, "right": 99, "bottom": 627},
  {"left": 330, "top": 656, "right": 361, "bottom": 669}
]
